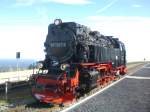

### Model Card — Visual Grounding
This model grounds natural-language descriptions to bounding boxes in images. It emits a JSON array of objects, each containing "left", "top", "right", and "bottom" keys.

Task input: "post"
[
  {"left": 5, "top": 82, "right": 8, "bottom": 94},
  {"left": 5, "top": 81, "right": 9, "bottom": 100},
  {"left": 16, "top": 52, "right": 20, "bottom": 74},
  {"left": 32, "top": 63, "right": 35, "bottom": 74},
  {"left": 17, "top": 59, "right": 19, "bottom": 72}
]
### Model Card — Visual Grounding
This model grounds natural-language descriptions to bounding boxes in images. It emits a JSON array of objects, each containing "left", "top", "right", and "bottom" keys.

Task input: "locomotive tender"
[{"left": 31, "top": 19, "right": 127, "bottom": 105}]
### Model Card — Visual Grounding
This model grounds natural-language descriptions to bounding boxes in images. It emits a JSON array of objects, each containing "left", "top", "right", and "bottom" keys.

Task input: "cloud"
[
  {"left": 13, "top": 0, "right": 93, "bottom": 6},
  {"left": 13, "top": 0, "right": 36, "bottom": 6},
  {"left": 85, "top": 16, "right": 150, "bottom": 61},
  {"left": 132, "top": 4, "right": 143, "bottom": 8},
  {"left": 86, "top": 16, "right": 150, "bottom": 23},
  {"left": 44, "top": 0, "right": 93, "bottom": 5},
  {"left": 0, "top": 25, "right": 46, "bottom": 59},
  {"left": 96, "top": 0, "right": 118, "bottom": 13}
]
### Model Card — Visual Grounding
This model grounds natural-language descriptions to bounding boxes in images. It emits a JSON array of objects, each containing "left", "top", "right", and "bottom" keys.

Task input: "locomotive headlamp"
[
  {"left": 54, "top": 19, "right": 62, "bottom": 25},
  {"left": 60, "top": 64, "right": 66, "bottom": 71},
  {"left": 60, "top": 64, "right": 70, "bottom": 71},
  {"left": 37, "top": 62, "right": 43, "bottom": 69}
]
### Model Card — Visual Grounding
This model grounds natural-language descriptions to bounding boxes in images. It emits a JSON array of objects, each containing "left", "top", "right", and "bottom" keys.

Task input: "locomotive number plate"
[{"left": 50, "top": 42, "right": 66, "bottom": 47}]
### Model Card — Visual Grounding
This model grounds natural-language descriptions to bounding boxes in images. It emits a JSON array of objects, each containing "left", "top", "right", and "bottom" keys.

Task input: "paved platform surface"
[{"left": 66, "top": 64, "right": 150, "bottom": 112}]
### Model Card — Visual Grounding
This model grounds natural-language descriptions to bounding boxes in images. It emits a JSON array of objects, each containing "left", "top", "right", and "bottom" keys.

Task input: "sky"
[{"left": 0, "top": 0, "right": 150, "bottom": 62}]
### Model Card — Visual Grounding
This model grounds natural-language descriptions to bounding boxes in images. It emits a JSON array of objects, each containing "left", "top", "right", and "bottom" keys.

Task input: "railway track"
[{"left": 0, "top": 62, "right": 148, "bottom": 112}]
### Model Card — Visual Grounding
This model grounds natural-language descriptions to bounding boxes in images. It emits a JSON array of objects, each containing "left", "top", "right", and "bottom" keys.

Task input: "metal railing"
[
  {"left": 0, "top": 75, "right": 30, "bottom": 84},
  {"left": 0, "top": 75, "right": 31, "bottom": 91},
  {"left": 0, "top": 70, "right": 36, "bottom": 95}
]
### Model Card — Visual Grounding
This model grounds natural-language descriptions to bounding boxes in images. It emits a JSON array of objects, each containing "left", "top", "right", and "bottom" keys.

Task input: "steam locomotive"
[{"left": 31, "top": 19, "right": 127, "bottom": 105}]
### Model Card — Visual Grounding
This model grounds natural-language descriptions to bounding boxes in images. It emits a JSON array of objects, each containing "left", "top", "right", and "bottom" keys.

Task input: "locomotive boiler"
[{"left": 31, "top": 19, "right": 127, "bottom": 105}]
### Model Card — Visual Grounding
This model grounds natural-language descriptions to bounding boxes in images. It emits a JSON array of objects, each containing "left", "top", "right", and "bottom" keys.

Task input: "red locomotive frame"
[{"left": 31, "top": 63, "right": 127, "bottom": 105}]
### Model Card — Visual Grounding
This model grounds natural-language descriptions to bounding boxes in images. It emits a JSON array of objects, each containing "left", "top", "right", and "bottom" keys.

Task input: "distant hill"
[{"left": 0, "top": 59, "right": 36, "bottom": 72}]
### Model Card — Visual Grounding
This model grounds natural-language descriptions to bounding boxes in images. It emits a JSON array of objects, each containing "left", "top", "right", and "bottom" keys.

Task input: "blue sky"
[{"left": 0, "top": 0, "right": 150, "bottom": 61}]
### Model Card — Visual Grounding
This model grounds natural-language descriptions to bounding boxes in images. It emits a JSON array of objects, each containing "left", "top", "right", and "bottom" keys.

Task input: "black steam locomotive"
[{"left": 31, "top": 19, "right": 127, "bottom": 104}]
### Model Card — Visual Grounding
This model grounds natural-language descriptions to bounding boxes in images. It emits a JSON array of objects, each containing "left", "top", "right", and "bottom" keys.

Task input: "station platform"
[{"left": 62, "top": 64, "right": 150, "bottom": 112}]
